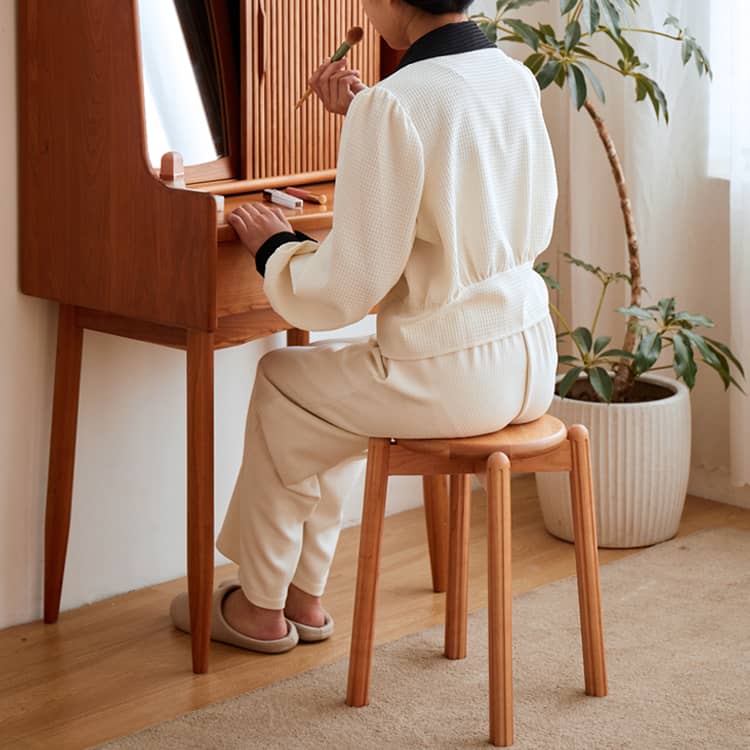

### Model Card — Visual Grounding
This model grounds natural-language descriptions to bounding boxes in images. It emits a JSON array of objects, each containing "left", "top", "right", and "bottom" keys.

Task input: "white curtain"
[{"left": 725, "top": 1, "right": 750, "bottom": 486}]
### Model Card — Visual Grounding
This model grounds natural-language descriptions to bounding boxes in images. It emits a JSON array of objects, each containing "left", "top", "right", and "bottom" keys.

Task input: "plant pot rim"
[{"left": 553, "top": 371, "right": 689, "bottom": 408}]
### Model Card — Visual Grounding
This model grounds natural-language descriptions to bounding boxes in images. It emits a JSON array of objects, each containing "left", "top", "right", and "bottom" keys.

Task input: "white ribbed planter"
[{"left": 535, "top": 373, "right": 691, "bottom": 548}]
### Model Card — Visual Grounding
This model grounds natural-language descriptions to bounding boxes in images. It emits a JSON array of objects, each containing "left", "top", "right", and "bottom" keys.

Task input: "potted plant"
[{"left": 472, "top": 0, "right": 745, "bottom": 546}]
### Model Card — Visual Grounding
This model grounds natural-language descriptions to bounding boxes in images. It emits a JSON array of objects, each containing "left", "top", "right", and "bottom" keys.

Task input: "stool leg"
[
  {"left": 187, "top": 330, "right": 215, "bottom": 674},
  {"left": 568, "top": 425, "right": 607, "bottom": 697},
  {"left": 286, "top": 328, "right": 310, "bottom": 347},
  {"left": 347, "top": 438, "right": 391, "bottom": 707},
  {"left": 422, "top": 475, "right": 449, "bottom": 593},
  {"left": 445, "top": 473, "right": 471, "bottom": 659},
  {"left": 487, "top": 452, "right": 513, "bottom": 747},
  {"left": 44, "top": 305, "right": 84, "bottom": 623}
]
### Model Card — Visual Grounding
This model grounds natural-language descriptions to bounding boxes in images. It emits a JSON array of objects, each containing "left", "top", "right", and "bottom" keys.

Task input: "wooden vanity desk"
[{"left": 19, "top": 1, "right": 440, "bottom": 675}]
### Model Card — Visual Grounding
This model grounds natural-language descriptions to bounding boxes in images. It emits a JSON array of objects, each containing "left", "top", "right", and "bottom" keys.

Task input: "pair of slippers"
[{"left": 170, "top": 579, "right": 334, "bottom": 654}]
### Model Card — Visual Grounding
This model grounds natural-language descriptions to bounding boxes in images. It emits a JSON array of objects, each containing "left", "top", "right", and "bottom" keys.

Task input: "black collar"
[{"left": 394, "top": 20, "right": 496, "bottom": 73}]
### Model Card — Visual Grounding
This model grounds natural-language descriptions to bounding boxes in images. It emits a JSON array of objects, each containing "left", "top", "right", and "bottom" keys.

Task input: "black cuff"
[{"left": 255, "top": 230, "right": 317, "bottom": 277}]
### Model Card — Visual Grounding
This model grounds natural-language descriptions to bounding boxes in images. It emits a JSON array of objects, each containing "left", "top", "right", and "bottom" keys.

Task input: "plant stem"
[
  {"left": 590, "top": 279, "right": 611, "bottom": 340},
  {"left": 583, "top": 99, "right": 642, "bottom": 400},
  {"left": 620, "top": 28, "right": 682, "bottom": 41},
  {"left": 549, "top": 301, "right": 587, "bottom": 361}
]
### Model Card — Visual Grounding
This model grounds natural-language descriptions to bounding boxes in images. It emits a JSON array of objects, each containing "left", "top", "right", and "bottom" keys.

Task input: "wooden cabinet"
[{"left": 245, "top": 0, "right": 380, "bottom": 183}]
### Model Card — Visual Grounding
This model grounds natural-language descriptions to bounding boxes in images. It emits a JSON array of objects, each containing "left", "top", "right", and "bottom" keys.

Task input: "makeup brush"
[{"left": 295, "top": 26, "right": 364, "bottom": 110}]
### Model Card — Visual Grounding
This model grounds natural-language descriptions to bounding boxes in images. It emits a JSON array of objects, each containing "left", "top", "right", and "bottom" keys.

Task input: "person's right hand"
[{"left": 309, "top": 58, "right": 367, "bottom": 115}]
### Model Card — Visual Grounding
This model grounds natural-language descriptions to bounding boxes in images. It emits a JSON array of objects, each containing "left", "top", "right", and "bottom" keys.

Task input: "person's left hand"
[{"left": 228, "top": 203, "right": 294, "bottom": 257}]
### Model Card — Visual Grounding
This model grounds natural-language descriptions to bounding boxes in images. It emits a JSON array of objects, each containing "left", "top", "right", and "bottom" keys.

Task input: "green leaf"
[
  {"left": 617, "top": 305, "right": 656, "bottom": 322},
  {"left": 481, "top": 23, "right": 498, "bottom": 44},
  {"left": 593, "top": 336, "right": 611, "bottom": 355},
  {"left": 564, "top": 20, "right": 582, "bottom": 51},
  {"left": 560, "top": 0, "right": 578, "bottom": 13},
  {"left": 599, "top": 0, "right": 623, "bottom": 37},
  {"left": 505, "top": 19, "right": 541, "bottom": 50},
  {"left": 537, "top": 60, "right": 562, "bottom": 89},
  {"left": 634, "top": 330, "right": 662, "bottom": 374},
  {"left": 673, "top": 331, "right": 698, "bottom": 388},
  {"left": 656, "top": 297, "right": 676, "bottom": 323},
  {"left": 589, "top": 367, "right": 613, "bottom": 402},
  {"left": 673, "top": 311, "right": 715, "bottom": 328},
  {"left": 577, "top": 60, "right": 606, "bottom": 104},
  {"left": 564, "top": 253, "right": 600, "bottom": 275},
  {"left": 534, "top": 261, "right": 560, "bottom": 290},
  {"left": 582, "top": 0, "right": 601, "bottom": 33},
  {"left": 558, "top": 367, "right": 583, "bottom": 398},
  {"left": 599, "top": 348, "right": 636, "bottom": 360},
  {"left": 558, "top": 355, "right": 580, "bottom": 365},
  {"left": 681, "top": 330, "right": 723, "bottom": 371},
  {"left": 704, "top": 337, "right": 745, "bottom": 378},
  {"left": 568, "top": 64, "right": 588, "bottom": 109},
  {"left": 524, "top": 52, "right": 546, "bottom": 74},
  {"left": 572, "top": 327, "right": 593, "bottom": 354}
]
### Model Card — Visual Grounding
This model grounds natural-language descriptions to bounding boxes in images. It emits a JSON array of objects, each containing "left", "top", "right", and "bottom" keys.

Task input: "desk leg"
[
  {"left": 286, "top": 329, "right": 310, "bottom": 347},
  {"left": 44, "top": 304, "right": 84, "bottom": 623},
  {"left": 187, "top": 330, "right": 215, "bottom": 673}
]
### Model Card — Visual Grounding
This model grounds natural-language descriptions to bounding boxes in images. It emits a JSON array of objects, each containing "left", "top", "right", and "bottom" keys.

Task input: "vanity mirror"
[{"left": 137, "top": 0, "right": 241, "bottom": 182}]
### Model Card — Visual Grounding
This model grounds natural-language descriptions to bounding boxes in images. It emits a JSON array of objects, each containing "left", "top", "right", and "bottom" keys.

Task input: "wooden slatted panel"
[{"left": 248, "top": 0, "right": 379, "bottom": 182}]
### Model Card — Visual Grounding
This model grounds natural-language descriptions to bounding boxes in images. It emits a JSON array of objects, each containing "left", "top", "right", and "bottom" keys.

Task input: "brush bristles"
[{"left": 345, "top": 26, "right": 364, "bottom": 47}]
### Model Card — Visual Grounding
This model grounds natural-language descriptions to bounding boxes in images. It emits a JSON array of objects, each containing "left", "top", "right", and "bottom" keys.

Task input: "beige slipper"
[
  {"left": 169, "top": 581, "right": 299, "bottom": 654},
  {"left": 218, "top": 578, "right": 334, "bottom": 643},
  {"left": 288, "top": 614, "right": 334, "bottom": 643}
]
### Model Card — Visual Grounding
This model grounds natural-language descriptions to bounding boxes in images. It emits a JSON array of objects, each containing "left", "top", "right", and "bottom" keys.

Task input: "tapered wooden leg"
[
  {"left": 568, "top": 425, "right": 607, "bottom": 697},
  {"left": 346, "top": 438, "right": 391, "bottom": 707},
  {"left": 422, "top": 475, "right": 449, "bottom": 593},
  {"left": 187, "top": 330, "right": 215, "bottom": 674},
  {"left": 445, "top": 474, "right": 471, "bottom": 659},
  {"left": 286, "top": 328, "right": 310, "bottom": 347},
  {"left": 44, "top": 305, "right": 84, "bottom": 623},
  {"left": 487, "top": 452, "right": 513, "bottom": 747}
]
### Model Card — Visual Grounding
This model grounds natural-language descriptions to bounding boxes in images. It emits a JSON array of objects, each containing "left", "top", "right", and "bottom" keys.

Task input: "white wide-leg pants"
[{"left": 216, "top": 315, "right": 557, "bottom": 610}]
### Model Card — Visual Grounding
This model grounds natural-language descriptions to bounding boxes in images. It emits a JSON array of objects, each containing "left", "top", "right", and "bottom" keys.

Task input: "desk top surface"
[{"left": 218, "top": 182, "right": 335, "bottom": 242}]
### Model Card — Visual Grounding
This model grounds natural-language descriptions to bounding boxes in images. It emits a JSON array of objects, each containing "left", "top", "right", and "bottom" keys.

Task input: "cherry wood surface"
[
  {"left": 18, "top": 0, "right": 218, "bottom": 331},
  {"left": 346, "top": 422, "right": 608, "bottom": 748}
]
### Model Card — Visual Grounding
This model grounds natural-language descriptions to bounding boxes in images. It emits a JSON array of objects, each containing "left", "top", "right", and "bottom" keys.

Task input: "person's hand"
[
  {"left": 228, "top": 203, "right": 294, "bottom": 258},
  {"left": 309, "top": 58, "right": 367, "bottom": 115}
]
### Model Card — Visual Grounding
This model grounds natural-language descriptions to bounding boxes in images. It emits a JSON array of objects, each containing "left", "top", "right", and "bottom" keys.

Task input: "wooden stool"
[{"left": 345, "top": 415, "right": 608, "bottom": 747}]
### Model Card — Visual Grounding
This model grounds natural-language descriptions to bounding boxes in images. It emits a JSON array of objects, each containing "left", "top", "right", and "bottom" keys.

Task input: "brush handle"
[{"left": 294, "top": 41, "right": 354, "bottom": 110}]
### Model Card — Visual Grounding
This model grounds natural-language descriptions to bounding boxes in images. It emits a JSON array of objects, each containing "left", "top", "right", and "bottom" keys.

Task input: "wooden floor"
[{"left": 2, "top": 477, "right": 749, "bottom": 750}]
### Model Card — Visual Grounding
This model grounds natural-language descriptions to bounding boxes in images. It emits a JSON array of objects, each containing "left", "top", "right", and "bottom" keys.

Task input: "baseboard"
[{"left": 689, "top": 465, "right": 750, "bottom": 509}]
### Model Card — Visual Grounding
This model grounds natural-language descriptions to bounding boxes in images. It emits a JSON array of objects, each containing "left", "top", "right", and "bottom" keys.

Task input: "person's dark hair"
[{"left": 402, "top": 0, "right": 474, "bottom": 14}]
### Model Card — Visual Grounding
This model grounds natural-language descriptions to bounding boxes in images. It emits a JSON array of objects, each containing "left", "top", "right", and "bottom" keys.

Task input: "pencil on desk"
[{"left": 295, "top": 26, "right": 364, "bottom": 110}]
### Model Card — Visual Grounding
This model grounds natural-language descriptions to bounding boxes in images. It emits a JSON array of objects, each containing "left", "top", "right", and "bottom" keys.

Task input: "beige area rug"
[{"left": 98, "top": 529, "right": 750, "bottom": 749}]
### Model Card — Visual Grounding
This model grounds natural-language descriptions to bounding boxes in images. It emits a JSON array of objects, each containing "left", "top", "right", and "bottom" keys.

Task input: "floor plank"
[{"left": 1, "top": 477, "right": 748, "bottom": 750}]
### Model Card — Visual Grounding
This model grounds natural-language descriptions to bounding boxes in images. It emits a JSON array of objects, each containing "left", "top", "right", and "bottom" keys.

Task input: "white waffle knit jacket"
[{"left": 263, "top": 37, "right": 559, "bottom": 361}]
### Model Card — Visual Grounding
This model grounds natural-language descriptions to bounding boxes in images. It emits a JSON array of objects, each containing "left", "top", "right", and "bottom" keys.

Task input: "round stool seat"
[{"left": 398, "top": 414, "right": 567, "bottom": 460}]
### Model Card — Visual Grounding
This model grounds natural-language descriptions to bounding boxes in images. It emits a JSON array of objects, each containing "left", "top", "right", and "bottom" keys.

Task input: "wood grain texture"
[
  {"left": 1, "top": 483, "right": 747, "bottom": 750},
  {"left": 245, "top": 0, "right": 380, "bottom": 184},
  {"left": 346, "top": 438, "right": 391, "bottom": 708},
  {"left": 18, "top": 0, "right": 218, "bottom": 331},
  {"left": 43, "top": 305, "right": 84, "bottom": 624},
  {"left": 568, "top": 425, "right": 608, "bottom": 697},
  {"left": 398, "top": 416, "right": 568, "bottom": 460},
  {"left": 422, "top": 475, "right": 449, "bottom": 593},
  {"left": 445, "top": 474, "right": 471, "bottom": 659},
  {"left": 186, "top": 331, "right": 216, "bottom": 673},
  {"left": 487, "top": 453, "right": 514, "bottom": 747}
]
